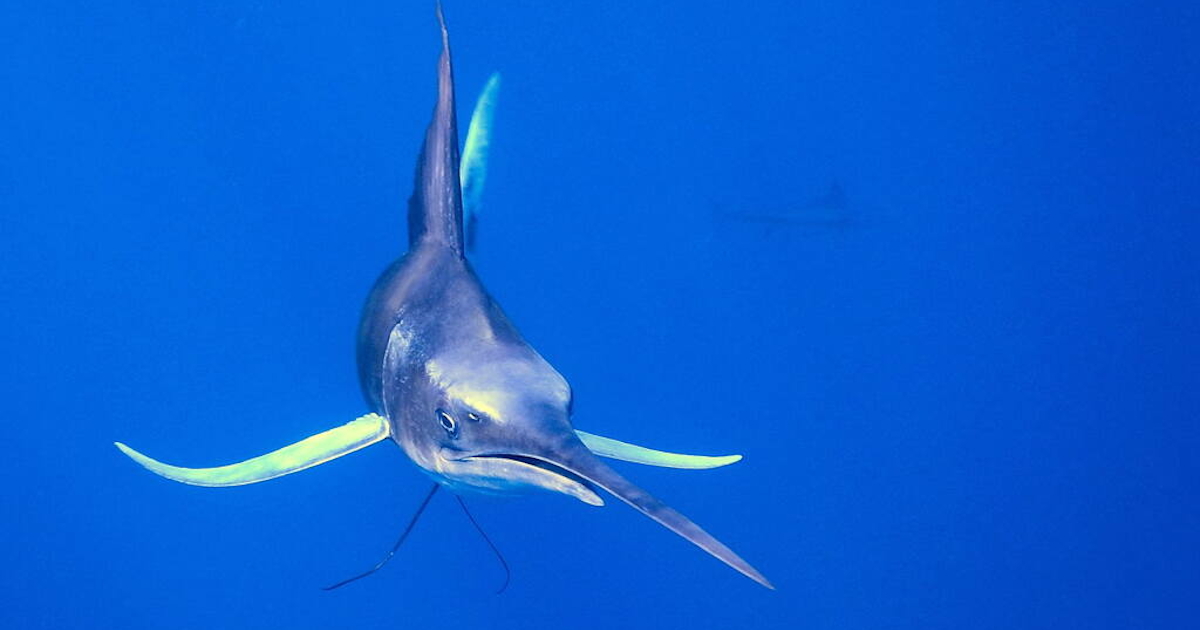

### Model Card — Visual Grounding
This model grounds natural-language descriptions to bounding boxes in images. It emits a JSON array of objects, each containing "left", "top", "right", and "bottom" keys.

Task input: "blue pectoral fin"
[
  {"left": 460, "top": 72, "right": 500, "bottom": 252},
  {"left": 575, "top": 430, "right": 742, "bottom": 469}
]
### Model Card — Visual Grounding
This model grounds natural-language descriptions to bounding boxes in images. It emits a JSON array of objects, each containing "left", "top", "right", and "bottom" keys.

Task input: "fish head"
[{"left": 390, "top": 339, "right": 607, "bottom": 506}]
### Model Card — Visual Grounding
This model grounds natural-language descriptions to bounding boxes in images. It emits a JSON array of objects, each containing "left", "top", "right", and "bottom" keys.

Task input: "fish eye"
[
  {"left": 466, "top": 412, "right": 481, "bottom": 423},
  {"left": 436, "top": 409, "right": 458, "bottom": 438}
]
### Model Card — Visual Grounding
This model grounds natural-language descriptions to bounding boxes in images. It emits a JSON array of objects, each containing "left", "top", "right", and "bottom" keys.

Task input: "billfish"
[
  {"left": 116, "top": 5, "right": 771, "bottom": 590},
  {"left": 720, "top": 181, "right": 852, "bottom": 227}
]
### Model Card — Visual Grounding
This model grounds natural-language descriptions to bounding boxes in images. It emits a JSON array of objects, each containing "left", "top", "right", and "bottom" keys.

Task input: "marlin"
[
  {"left": 116, "top": 6, "right": 771, "bottom": 590},
  {"left": 720, "top": 182, "right": 853, "bottom": 228}
]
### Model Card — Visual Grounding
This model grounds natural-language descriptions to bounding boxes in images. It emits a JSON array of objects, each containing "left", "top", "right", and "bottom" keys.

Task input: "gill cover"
[{"left": 114, "top": 414, "right": 391, "bottom": 487}]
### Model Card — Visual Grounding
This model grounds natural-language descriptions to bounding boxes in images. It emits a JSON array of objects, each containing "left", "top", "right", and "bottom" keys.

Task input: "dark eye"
[{"left": 436, "top": 409, "right": 458, "bottom": 438}]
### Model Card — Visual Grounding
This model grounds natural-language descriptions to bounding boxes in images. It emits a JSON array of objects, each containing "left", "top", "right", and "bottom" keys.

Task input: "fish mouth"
[
  {"left": 466, "top": 448, "right": 772, "bottom": 588},
  {"left": 464, "top": 453, "right": 604, "bottom": 506}
]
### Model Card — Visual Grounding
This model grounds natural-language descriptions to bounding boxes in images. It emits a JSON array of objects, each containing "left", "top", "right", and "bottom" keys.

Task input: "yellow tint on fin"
[
  {"left": 461, "top": 72, "right": 501, "bottom": 250},
  {"left": 575, "top": 430, "right": 742, "bottom": 469},
  {"left": 115, "top": 413, "right": 391, "bottom": 487}
]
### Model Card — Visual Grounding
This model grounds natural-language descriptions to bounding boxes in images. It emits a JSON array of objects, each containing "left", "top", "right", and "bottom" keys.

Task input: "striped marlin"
[{"left": 116, "top": 5, "right": 771, "bottom": 589}]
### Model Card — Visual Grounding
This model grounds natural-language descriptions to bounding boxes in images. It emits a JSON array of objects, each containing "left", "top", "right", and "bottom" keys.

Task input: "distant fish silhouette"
[{"left": 721, "top": 181, "right": 853, "bottom": 227}]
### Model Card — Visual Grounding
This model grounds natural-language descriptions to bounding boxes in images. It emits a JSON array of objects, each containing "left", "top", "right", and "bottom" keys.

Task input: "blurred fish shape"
[{"left": 722, "top": 181, "right": 853, "bottom": 227}]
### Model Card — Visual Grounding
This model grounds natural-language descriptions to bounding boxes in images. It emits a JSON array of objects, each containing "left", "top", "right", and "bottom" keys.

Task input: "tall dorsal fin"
[{"left": 407, "top": 3, "right": 464, "bottom": 256}]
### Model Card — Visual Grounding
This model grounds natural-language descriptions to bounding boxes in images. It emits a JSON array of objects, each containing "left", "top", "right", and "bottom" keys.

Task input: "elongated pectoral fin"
[
  {"left": 575, "top": 430, "right": 742, "bottom": 469},
  {"left": 114, "top": 413, "right": 391, "bottom": 487}
]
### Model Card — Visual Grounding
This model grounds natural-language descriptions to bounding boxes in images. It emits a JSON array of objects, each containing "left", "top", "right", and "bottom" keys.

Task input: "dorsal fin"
[{"left": 407, "top": 3, "right": 464, "bottom": 256}]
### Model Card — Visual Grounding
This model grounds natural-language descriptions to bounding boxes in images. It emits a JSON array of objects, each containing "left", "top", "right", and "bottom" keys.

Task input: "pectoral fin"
[
  {"left": 575, "top": 430, "right": 742, "bottom": 469},
  {"left": 115, "top": 413, "right": 391, "bottom": 487}
]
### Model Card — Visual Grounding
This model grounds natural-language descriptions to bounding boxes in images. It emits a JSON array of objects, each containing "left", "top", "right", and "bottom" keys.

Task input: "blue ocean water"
[{"left": 2, "top": 2, "right": 1197, "bottom": 628}]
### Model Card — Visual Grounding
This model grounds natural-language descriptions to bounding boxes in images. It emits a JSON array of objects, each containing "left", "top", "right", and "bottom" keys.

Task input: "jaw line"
[{"left": 463, "top": 453, "right": 604, "bottom": 506}]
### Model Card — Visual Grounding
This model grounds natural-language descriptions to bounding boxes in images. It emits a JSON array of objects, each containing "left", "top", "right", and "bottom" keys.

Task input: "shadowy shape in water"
[{"left": 720, "top": 181, "right": 854, "bottom": 228}]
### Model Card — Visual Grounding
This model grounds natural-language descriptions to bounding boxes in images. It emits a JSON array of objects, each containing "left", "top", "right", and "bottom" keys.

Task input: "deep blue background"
[{"left": 2, "top": 2, "right": 1197, "bottom": 628}]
